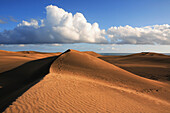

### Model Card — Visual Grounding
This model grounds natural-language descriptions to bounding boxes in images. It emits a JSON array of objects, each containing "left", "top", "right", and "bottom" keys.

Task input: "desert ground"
[{"left": 0, "top": 49, "right": 170, "bottom": 113}]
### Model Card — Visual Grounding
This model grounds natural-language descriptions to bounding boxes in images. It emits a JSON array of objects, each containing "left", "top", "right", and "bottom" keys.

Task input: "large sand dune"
[{"left": 0, "top": 50, "right": 170, "bottom": 112}]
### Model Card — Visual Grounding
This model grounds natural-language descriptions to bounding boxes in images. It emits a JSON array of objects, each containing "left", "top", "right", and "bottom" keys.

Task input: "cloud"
[
  {"left": 1, "top": 5, "right": 170, "bottom": 45},
  {"left": 18, "top": 19, "right": 39, "bottom": 27},
  {"left": 100, "top": 48, "right": 104, "bottom": 50},
  {"left": 51, "top": 43, "right": 62, "bottom": 46},
  {"left": 18, "top": 44, "right": 25, "bottom": 47},
  {"left": 111, "top": 47, "right": 115, "bottom": 50},
  {"left": 0, "top": 19, "right": 6, "bottom": 24},
  {"left": 0, "top": 16, "right": 17, "bottom": 24},
  {"left": 9, "top": 16, "right": 18, "bottom": 22},
  {"left": 0, "top": 5, "right": 107, "bottom": 44},
  {"left": 107, "top": 24, "right": 170, "bottom": 44}
]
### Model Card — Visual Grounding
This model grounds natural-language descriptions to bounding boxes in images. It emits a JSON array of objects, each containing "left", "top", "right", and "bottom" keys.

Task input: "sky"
[{"left": 0, "top": 0, "right": 170, "bottom": 53}]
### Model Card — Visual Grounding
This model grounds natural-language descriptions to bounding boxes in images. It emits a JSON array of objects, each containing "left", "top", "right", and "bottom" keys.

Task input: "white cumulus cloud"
[
  {"left": 0, "top": 5, "right": 107, "bottom": 44},
  {"left": 18, "top": 19, "right": 39, "bottom": 28},
  {"left": 1, "top": 5, "right": 170, "bottom": 45},
  {"left": 107, "top": 24, "right": 170, "bottom": 44}
]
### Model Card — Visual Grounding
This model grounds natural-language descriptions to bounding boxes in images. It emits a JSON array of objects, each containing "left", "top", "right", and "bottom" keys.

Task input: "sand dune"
[
  {"left": 83, "top": 51, "right": 102, "bottom": 57},
  {"left": 0, "top": 50, "right": 170, "bottom": 112},
  {"left": 0, "top": 56, "right": 58, "bottom": 112},
  {"left": 127, "top": 52, "right": 168, "bottom": 57},
  {"left": 99, "top": 52, "right": 170, "bottom": 81},
  {"left": 17, "top": 50, "right": 62, "bottom": 55},
  {"left": 0, "top": 50, "right": 61, "bottom": 73}
]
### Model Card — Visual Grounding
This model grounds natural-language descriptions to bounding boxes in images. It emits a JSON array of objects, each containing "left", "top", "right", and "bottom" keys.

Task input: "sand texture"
[{"left": 0, "top": 50, "right": 170, "bottom": 112}]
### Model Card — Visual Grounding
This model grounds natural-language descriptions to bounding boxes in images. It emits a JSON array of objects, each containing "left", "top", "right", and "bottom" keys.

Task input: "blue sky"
[
  {"left": 1, "top": 0, "right": 170, "bottom": 30},
  {"left": 0, "top": 0, "right": 170, "bottom": 53}
]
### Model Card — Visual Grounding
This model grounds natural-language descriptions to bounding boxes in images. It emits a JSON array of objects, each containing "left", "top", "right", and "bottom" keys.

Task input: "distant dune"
[
  {"left": 17, "top": 51, "right": 62, "bottom": 55},
  {"left": 0, "top": 50, "right": 61, "bottom": 73},
  {"left": 126, "top": 52, "right": 168, "bottom": 57},
  {"left": 99, "top": 52, "right": 170, "bottom": 81},
  {"left": 0, "top": 50, "right": 170, "bottom": 112},
  {"left": 83, "top": 51, "right": 102, "bottom": 57}
]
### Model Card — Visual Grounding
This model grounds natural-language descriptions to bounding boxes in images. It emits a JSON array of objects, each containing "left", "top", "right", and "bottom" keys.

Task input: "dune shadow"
[{"left": 0, "top": 55, "right": 59, "bottom": 112}]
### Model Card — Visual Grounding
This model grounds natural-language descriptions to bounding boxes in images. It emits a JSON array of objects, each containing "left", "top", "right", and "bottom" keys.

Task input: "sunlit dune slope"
[
  {"left": 3, "top": 49, "right": 170, "bottom": 113},
  {"left": 51, "top": 50, "right": 168, "bottom": 90}
]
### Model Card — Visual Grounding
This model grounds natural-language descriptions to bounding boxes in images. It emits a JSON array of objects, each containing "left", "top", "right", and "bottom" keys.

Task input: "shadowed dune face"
[
  {"left": 0, "top": 50, "right": 170, "bottom": 112},
  {"left": 0, "top": 50, "right": 61, "bottom": 73},
  {"left": 99, "top": 53, "right": 170, "bottom": 81},
  {"left": 0, "top": 56, "right": 58, "bottom": 112}
]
